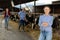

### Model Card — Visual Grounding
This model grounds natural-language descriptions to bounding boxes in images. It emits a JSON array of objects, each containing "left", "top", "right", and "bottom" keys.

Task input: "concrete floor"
[
  {"left": 0, "top": 18, "right": 33, "bottom": 40},
  {"left": 0, "top": 15, "right": 60, "bottom": 40}
]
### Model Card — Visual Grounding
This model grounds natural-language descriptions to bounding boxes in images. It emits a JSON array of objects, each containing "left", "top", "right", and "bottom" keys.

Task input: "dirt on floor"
[{"left": 9, "top": 20, "right": 60, "bottom": 40}]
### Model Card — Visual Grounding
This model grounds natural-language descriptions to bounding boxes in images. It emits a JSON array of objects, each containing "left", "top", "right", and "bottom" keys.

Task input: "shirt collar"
[{"left": 43, "top": 14, "right": 50, "bottom": 16}]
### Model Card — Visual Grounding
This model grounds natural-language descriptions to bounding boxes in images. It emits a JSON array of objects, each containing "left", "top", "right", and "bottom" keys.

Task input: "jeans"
[
  {"left": 5, "top": 17, "right": 9, "bottom": 28},
  {"left": 38, "top": 31, "right": 52, "bottom": 40},
  {"left": 18, "top": 20, "right": 26, "bottom": 30}
]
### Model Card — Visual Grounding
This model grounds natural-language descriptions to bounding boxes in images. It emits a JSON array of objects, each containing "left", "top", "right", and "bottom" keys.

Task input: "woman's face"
[
  {"left": 44, "top": 7, "right": 51, "bottom": 14},
  {"left": 6, "top": 8, "right": 8, "bottom": 12}
]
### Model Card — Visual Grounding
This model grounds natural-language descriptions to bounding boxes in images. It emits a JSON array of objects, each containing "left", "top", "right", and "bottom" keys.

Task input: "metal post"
[
  {"left": 34, "top": 0, "right": 36, "bottom": 15},
  {"left": 11, "top": 0, "right": 14, "bottom": 14},
  {"left": 20, "top": 4, "right": 21, "bottom": 10},
  {"left": 53, "top": 5, "right": 54, "bottom": 14},
  {"left": 32, "top": 0, "right": 36, "bottom": 29}
]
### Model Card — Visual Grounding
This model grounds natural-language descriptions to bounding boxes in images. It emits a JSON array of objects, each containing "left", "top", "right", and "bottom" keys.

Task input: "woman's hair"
[
  {"left": 44, "top": 6, "right": 51, "bottom": 9},
  {"left": 5, "top": 8, "right": 9, "bottom": 11}
]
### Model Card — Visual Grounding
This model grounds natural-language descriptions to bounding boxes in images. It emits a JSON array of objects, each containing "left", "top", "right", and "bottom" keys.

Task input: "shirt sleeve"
[
  {"left": 48, "top": 16, "right": 54, "bottom": 26},
  {"left": 38, "top": 16, "right": 42, "bottom": 27},
  {"left": 18, "top": 12, "right": 20, "bottom": 15}
]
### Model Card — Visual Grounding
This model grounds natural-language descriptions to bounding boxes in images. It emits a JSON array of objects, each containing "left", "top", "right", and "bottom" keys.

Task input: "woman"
[
  {"left": 4, "top": 8, "right": 10, "bottom": 29},
  {"left": 38, "top": 6, "right": 54, "bottom": 40}
]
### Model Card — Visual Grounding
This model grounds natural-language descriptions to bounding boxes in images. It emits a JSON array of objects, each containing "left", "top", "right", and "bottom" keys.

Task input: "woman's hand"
[{"left": 42, "top": 22, "right": 48, "bottom": 27}]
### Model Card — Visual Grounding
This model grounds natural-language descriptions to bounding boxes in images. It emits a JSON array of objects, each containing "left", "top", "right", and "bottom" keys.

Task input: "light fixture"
[{"left": 11, "top": 0, "right": 14, "bottom": 7}]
